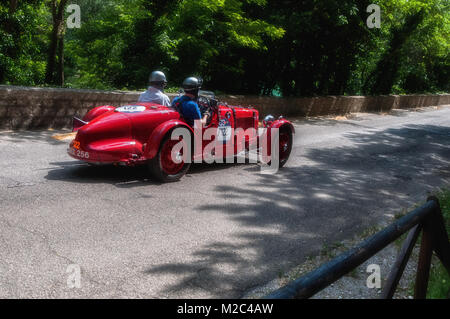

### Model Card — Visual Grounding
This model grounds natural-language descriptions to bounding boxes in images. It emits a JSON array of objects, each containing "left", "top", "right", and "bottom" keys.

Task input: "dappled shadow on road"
[{"left": 144, "top": 124, "right": 450, "bottom": 298}]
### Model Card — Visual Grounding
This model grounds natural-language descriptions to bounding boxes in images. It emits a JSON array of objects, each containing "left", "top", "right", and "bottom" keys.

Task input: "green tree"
[
  {"left": 64, "top": 0, "right": 138, "bottom": 89},
  {"left": 0, "top": 0, "right": 49, "bottom": 85},
  {"left": 1, "top": 0, "right": 448, "bottom": 95},
  {"left": 168, "top": 0, "right": 285, "bottom": 92}
]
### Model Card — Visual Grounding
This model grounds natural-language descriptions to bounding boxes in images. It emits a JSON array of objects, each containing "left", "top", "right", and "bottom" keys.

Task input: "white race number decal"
[
  {"left": 217, "top": 119, "right": 232, "bottom": 142},
  {"left": 116, "top": 105, "right": 146, "bottom": 113}
]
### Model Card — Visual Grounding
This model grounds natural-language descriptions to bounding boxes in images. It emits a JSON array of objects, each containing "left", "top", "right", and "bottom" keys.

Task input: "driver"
[
  {"left": 172, "top": 77, "right": 209, "bottom": 127},
  {"left": 138, "top": 71, "right": 171, "bottom": 107}
]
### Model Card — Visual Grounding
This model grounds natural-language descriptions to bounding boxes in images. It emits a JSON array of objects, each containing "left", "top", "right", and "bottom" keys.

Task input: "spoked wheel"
[
  {"left": 149, "top": 134, "right": 191, "bottom": 182},
  {"left": 278, "top": 130, "right": 293, "bottom": 168},
  {"left": 260, "top": 128, "right": 293, "bottom": 169}
]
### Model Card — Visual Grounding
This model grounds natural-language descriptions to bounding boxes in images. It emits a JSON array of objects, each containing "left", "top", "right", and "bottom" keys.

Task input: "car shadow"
[
  {"left": 45, "top": 162, "right": 159, "bottom": 187},
  {"left": 187, "top": 161, "right": 251, "bottom": 175},
  {"left": 45, "top": 160, "right": 251, "bottom": 188}
]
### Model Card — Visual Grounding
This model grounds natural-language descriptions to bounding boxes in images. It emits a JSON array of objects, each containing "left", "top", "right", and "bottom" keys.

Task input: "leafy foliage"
[
  {"left": 0, "top": 0, "right": 448, "bottom": 96},
  {"left": 0, "top": 1, "right": 50, "bottom": 85}
]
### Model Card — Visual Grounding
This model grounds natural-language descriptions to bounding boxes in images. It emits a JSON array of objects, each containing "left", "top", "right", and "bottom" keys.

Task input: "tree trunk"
[
  {"left": 45, "top": 0, "right": 68, "bottom": 85},
  {"left": 45, "top": 22, "right": 59, "bottom": 84},
  {"left": 9, "top": 0, "right": 18, "bottom": 13},
  {"left": 57, "top": 31, "right": 65, "bottom": 86},
  {"left": 5, "top": 0, "right": 18, "bottom": 33},
  {"left": 366, "top": 10, "right": 425, "bottom": 95}
]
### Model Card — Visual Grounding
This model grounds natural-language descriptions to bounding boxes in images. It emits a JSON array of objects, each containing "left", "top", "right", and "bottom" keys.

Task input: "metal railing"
[{"left": 265, "top": 196, "right": 450, "bottom": 299}]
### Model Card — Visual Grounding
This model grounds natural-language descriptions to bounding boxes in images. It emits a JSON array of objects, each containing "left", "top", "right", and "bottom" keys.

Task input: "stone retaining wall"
[{"left": 0, "top": 85, "right": 449, "bottom": 130}]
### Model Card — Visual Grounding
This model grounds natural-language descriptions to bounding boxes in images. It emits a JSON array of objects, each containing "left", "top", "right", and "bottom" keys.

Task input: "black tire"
[
  {"left": 148, "top": 133, "right": 191, "bottom": 183},
  {"left": 278, "top": 128, "right": 293, "bottom": 168},
  {"left": 260, "top": 127, "right": 293, "bottom": 169}
]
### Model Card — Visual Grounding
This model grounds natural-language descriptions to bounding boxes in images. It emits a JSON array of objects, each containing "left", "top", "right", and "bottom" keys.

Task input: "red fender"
[
  {"left": 270, "top": 118, "right": 295, "bottom": 134},
  {"left": 73, "top": 105, "right": 116, "bottom": 132},
  {"left": 83, "top": 105, "right": 116, "bottom": 122},
  {"left": 263, "top": 118, "right": 295, "bottom": 144},
  {"left": 144, "top": 120, "right": 194, "bottom": 159},
  {"left": 261, "top": 119, "right": 295, "bottom": 159}
]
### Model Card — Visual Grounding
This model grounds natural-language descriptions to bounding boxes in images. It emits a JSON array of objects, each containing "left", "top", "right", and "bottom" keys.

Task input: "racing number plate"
[
  {"left": 69, "top": 145, "right": 90, "bottom": 159},
  {"left": 217, "top": 119, "right": 232, "bottom": 142}
]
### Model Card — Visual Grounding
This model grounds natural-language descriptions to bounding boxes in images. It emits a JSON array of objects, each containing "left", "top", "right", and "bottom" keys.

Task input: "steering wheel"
[
  {"left": 197, "top": 96, "right": 211, "bottom": 114},
  {"left": 197, "top": 96, "right": 213, "bottom": 125}
]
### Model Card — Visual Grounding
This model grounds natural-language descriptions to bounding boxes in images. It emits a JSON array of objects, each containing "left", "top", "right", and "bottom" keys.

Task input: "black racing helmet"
[
  {"left": 149, "top": 71, "right": 167, "bottom": 89},
  {"left": 182, "top": 77, "right": 202, "bottom": 93}
]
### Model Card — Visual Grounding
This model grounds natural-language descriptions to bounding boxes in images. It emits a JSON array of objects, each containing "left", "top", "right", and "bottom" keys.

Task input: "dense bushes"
[{"left": 0, "top": 0, "right": 448, "bottom": 96}]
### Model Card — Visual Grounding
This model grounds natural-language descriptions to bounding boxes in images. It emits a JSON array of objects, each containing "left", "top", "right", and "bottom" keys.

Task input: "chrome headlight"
[{"left": 263, "top": 115, "right": 275, "bottom": 127}]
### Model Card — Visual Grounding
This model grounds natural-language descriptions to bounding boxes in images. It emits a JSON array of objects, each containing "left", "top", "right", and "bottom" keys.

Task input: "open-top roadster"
[{"left": 68, "top": 92, "right": 294, "bottom": 182}]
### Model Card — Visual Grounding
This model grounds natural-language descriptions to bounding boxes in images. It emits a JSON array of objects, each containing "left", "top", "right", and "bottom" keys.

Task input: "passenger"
[{"left": 138, "top": 71, "right": 171, "bottom": 107}]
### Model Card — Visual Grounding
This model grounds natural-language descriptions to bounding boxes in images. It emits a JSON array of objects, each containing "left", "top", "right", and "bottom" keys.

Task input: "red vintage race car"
[{"left": 68, "top": 92, "right": 294, "bottom": 182}]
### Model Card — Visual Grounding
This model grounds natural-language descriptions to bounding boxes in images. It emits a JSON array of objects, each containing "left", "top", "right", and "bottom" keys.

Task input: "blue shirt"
[{"left": 172, "top": 95, "right": 202, "bottom": 127}]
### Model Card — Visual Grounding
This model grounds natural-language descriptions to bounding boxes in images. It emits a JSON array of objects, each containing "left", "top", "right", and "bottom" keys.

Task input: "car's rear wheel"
[{"left": 149, "top": 133, "right": 191, "bottom": 182}]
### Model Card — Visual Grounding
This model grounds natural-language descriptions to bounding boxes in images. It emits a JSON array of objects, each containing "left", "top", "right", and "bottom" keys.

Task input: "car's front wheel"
[
  {"left": 148, "top": 134, "right": 191, "bottom": 182},
  {"left": 278, "top": 129, "right": 293, "bottom": 168},
  {"left": 259, "top": 127, "right": 293, "bottom": 169}
]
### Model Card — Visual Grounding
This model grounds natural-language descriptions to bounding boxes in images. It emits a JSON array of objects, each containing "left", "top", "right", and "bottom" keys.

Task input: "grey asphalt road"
[{"left": 0, "top": 106, "right": 449, "bottom": 298}]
